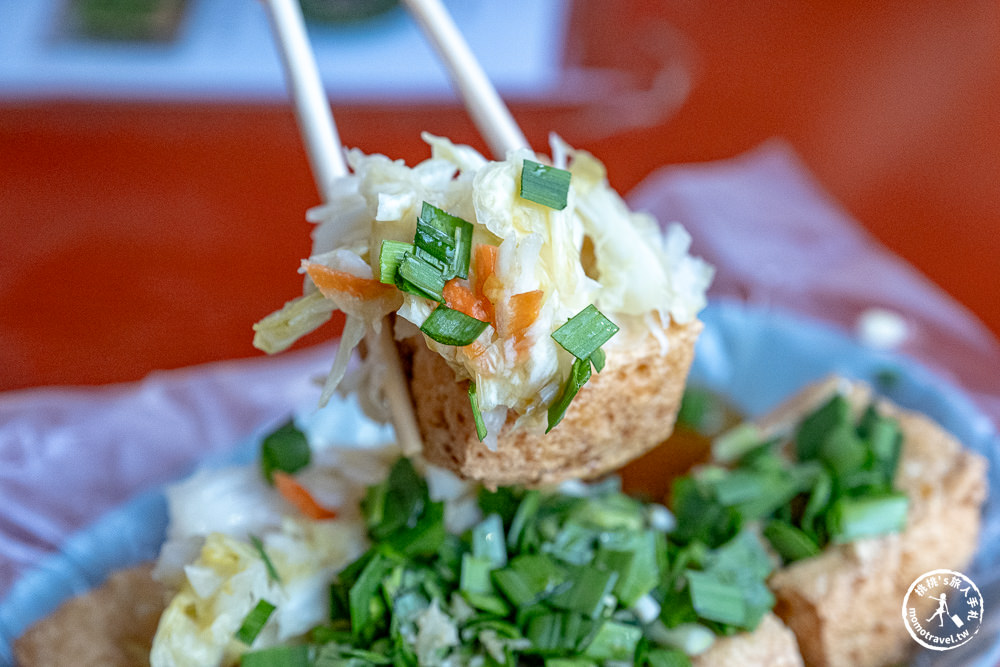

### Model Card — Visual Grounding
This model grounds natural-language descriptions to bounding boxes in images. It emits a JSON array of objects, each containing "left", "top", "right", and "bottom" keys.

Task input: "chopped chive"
[
  {"left": 473, "top": 514, "right": 508, "bottom": 567},
  {"left": 378, "top": 240, "right": 413, "bottom": 284},
  {"left": 549, "top": 565, "right": 618, "bottom": 617},
  {"left": 250, "top": 535, "right": 281, "bottom": 584},
  {"left": 420, "top": 305, "right": 489, "bottom": 346},
  {"left": 551, "top": 305, "right": 619, "bottom": 361},
  {"left": 582, "top": 620, "right": 643, "bottom": 661},
  {"left": 492, "top": 553, "right": 569, "bottom": 607},
  {"left": 395, "top": 253, "right": 446, "bottom": 302},
  {"left": 546, "top": 357, "right": 592, "bottom": 433},
  {"left": 644, "top": 647, "right": 694, "bottom": 667},
  {"left": 711, "top": 423, "right": 763, "bottom": 463},
  {"left": 520, "top": 159, "right": 571, "bottom": 210},
  {"left": 240, "top": 645, "right": 311, "bottom": 667},
  {"left": 763, "top": 519, "right": 821, "bottom": 563},
  {"left": 684, "top": 570, "right": 747, "bottom": 627},
  {"left": 827, "top": 492, "right": 909, "bottom": 543},
  {"left": 260, "top": 419, "right": 311, "bottom": 485},
  {"left": 468, "top": 382, "right": 488, "bottom": 441},
  {"left": 418, "top": 202, "right": 473, "bottom": 279},
  {"left": 590, "top": 347, "right": 606, "bottom": 372},
  {"left": 235, "top": 599, "right": 276, "bottom": 645},
  {"left": 796, "top": 394, "right": 851, "bottom": 461}
]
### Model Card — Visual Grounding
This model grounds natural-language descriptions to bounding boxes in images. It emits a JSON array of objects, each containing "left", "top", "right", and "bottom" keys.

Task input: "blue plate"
[{"left": 1, "top": 300, "right": 997, "bottom": 666}]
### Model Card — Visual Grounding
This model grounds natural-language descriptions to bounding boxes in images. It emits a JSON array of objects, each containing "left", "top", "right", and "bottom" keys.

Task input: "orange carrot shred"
[
  {"left": 444, "top": 278, "right": 489, "bottom": 321},
  {"left": 273, "top": 471, "right": 338, "bottom": 520},
  {"left": 472, "top": 244, "right": 499, "bottom": 322},
  {"left": 504, "top": 290, "right": 545, "bottom": 349},
  {"left": 304, "top": 262, "right": 395, "bottom": 301}
]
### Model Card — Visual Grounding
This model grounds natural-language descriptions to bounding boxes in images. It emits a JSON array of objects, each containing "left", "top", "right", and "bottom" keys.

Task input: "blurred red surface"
[{"left": 1, "top": 0, "right": 998, "bottom": 391}]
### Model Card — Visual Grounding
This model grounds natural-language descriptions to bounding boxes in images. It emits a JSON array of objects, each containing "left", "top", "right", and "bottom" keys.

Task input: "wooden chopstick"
[
  {"left": 262, "top": 0, "right": 423, "bottom": 455},
  {"left": 402, "top": 0, "right": 530, "bottom": 159}
]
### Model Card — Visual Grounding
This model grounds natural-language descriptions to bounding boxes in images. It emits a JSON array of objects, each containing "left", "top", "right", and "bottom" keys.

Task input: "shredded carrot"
[
  {"left": 444, "top": 278, "right": 489, "bottom": 321},
  {"left": 503, "top": 290, "right": 545, "bottom": 352},
  {"left": 273, "top": 471, "right": 338, "bottom": 520},
  {"left": 472, "top": 244, "right": 499, "bottom": 322},
  {"left": 304, "top": 262, "right": 395, "bottom": 301}
]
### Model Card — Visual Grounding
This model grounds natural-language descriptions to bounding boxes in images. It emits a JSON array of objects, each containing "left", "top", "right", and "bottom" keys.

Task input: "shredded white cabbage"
[{"left": 254, "top": 134, "right": 713, "bottom": 431}]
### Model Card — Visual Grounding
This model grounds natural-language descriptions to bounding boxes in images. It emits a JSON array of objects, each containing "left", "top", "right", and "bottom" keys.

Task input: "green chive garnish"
[
  {"left": 468, "top": 382, "right": 488, "bottom": 441},
  {"left": 395, "top": 253, "right": 446, "bottom": 302},
  {"left": 827, "top": 492, "right": 909, "bottom": 544},
  {"left": 546, "top": 357, "right": 592, "bottom": 433},
  {"left": 235, "top": 599, "right": 276, "bottom": 645},
  {"left": 551, "top": 305, "right": 619, "bottom": 361},
  {"left": 250, "top": 535, "right": 281, "bottom": 584},
  {"left": 378, "top": 240, "right": 413, "bottom": 284},
  {"left": 260, "top": 419, "right": 310, "bottom": 485},
  {"left": 421, "top": 305, "right": 489, "bottom": 346},
  {"left": 520, "top": 159, "right": 571, "bottom": 210},
  {"left": 416, "top": 202, "right": 474, "bottom": 280},
  {"left": 240, "top": 645, "right": 311, "bottom": 667},
  {"left": 763, "top": 519, "right": 821, "bottom": 562}
]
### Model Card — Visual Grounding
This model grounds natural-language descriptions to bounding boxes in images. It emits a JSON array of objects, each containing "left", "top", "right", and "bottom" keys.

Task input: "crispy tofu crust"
[
  {"left": 761, "top": 378, "right": 989, "bottom": 667},
  {"left": 693, "top": 613, "right": 804, "bottom": 667},
  {"left": 397, "top": 319, "right": 702, "bottom": 488},
  {"left": 13, "top": 564, "right": 167, "bottom": 667}
]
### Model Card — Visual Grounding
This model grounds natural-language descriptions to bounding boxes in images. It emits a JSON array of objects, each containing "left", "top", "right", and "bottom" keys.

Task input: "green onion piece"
[
  {"left": 525, "top": 611, "right": 592, "bottom": 654},
  {"left": 395, "top": 253, "right": 446, "bottom": 302},
  {"left": 545, "top": 659, "right": 600, "bottom": 667},
  {"left": 796, "top": 393, "right": 851, "bottom": 461},
  {"left": 240, "top": 644, "right": 311, "bottom": 667},
  {"left": 417, "top": 202, "right": 474, "bottom": 279},
  {"left": 378, "top": 240, "right": 413, "bottom": 284},
  {"left": 763, "top": 519, "right": 821, "bottom": 563},
  {"left": 590, "top": 347, "right": 606, "bottom": 373},
  {"left": 684, "top": 570, "right": 747, "bottom": 627},
  {"left": 800, "top": 470, "right": 832, "bottom": 539},
  {"left": 347, "top": 550, "right": 396, "bottom": 642},
  {"left": 473, "top": 513, "right": 508, "bottom": 567},
  {"left": 492, "top": 553, "right": 568, "bottom": 607},
  {"left": 260, "top": 419, "right": 311, "bottom": 484},
  {"left": 546, "top": 357, "right": 592, "bottom": 433},
  {"left": 827, "top": 492, "right": 909, "bottom": 544},
  {"left": 250, "top": 535, "right": 281, "bottom": 584},
  {"left": 711, "top": 423, "right": 763, "bottom": 463},
  {"left": 549, "top": 565, "right": 618, "bottom": 617},
  {"left": 644, "top": 647, "right": 694, "bottom": 667},
  {"left": 520, "top": 159, "right": 571, "bottom": 210},
  {"left": 382, "top": 499, "right": 446, "bottom": 557},
  {"left": 818, "top": 423, "right": 867, "bottom": 477},
  {"left": 551, "top": 305, "right": 619, "bottom": 361},
  {"left": 234, "top": 599, "right": 276, "bottom": 645},
  {"left": 421, "top": 305, "right": 489, "bottom": 346},
  {"left": 468, "top": 382, "right": 487, "bottom": 442},
  {"left": 582, "top": 620, "right": 643, "bottom": 661},
  {"left": 507, "top": 489, "right": 541, "bottom": 552},
  {"left": 362, "top": 457, "right": 427, "bottom": 539},
  {"left": 597, "top": 531, "right": 659, "bottom": 606}
]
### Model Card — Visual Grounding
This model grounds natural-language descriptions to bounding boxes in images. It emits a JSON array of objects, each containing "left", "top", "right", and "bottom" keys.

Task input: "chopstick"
[
  {"left": 262, "top": 0, "right": 423, "bottom": 455},
  {"left": 401, "top": 0, "right": 530, "bottom": 159}
]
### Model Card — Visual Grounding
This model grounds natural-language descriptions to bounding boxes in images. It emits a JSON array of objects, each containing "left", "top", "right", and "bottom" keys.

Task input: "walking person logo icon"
[{"left": 903, "top": 569, "right": 983, "bottom": 651}]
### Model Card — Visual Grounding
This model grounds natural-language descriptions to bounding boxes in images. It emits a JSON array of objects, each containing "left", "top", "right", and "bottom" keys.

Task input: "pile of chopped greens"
[
  {"left": 674, "top": 392, "right": 907, "bottom": 564},
  {"left": 240, "top": 457, "right": 775, "bottom": 667}
]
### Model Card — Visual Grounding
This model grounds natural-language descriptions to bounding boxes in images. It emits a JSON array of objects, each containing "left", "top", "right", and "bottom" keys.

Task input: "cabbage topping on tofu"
[{"left": 253, "top": 134, "right": 712, "bottom": 444}]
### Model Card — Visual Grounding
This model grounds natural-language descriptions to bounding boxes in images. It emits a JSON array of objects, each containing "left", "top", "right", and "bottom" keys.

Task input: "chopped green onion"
[
  {"left": 524, "top": 611, "right": 592, "bottom": 654},
  {"left": 417, "top": 202, "right": 474, "bottom": 279},
  {"left": 644, "top": 647, "right": 695, "bottom": 667},
  {"left": 795, "top": 394, "right": 851, "bottom": 461},
  {"left": 546, "top": 357, "right": 592, "bottom": 433},
  {"left": 347, "top": 549, "right": 396, "bottom": 643},
  {"left": 817, "top": 423, "right": 867, "bottom": 477},
  {"left": 590, "top": 347, "right": 606, "bottom": 373},
  {"left": 684, "top": 570, "right": 748, "bottom": 627},
  {"left": 260, "top": 419, "right": 311, "bottom": 484},
  {"left": 549, "top": 565, "right": 618, "bottom": 617},
  {"left": 472, "top": 513, "right": 508, "bottom": 567},
  {"left": 711, "top": 423, "right": 763, "bottom": 463},
  {"left": 377, "top": 240, "right": 413, "bottom": 284},
  {"left": 250, "top": 535, "right": 281, "bottom": 584},
  {"left": 492, "top": 553, "right": 569, "bottom": 607},
  {"left": 235, "top": 599, "right": 276, "bottom": 645},
  {"left": 551, "top": 305, "right": 619, "bottom": 361},
  {"left": 395, "top": 253, "right": 446, "bottom": 302},
  {"left": 420, "top": 305, "right": 489, "bottom": 346},
  {"left": 763, "top": 519, "right": 821, "bottom": 562},
  {"left": 520, "top": 159, "right": 571, "bottom": 210},
  {"left": 827, "top": 492, "right": 909, "bottom": 544},
  {"left": 582, "top": 620, "right": 643, "bottom": 661},
  {"left": 240, "top": 644, "right": 311, "bottom": 667},
  {"left": 468, "top": 382, "right": 488, "bottom": 441}
]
